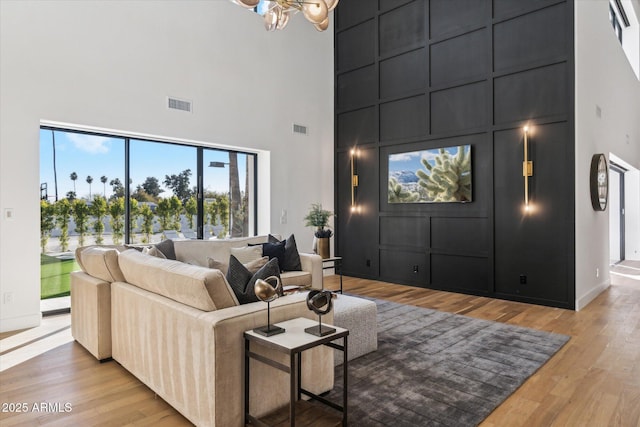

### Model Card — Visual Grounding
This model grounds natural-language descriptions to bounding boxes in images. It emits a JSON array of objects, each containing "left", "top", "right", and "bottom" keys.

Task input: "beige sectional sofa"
[{"left": 70, "top": 235, "right": 332, "bottom": 427}]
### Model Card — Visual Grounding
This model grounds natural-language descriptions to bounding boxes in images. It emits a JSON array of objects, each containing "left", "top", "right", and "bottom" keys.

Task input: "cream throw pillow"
[
  {"left": 229, "top": 245, "right": 263, "bottom": 263},
  {"left": 207, "top": 256, "right": 268, "bottom": 275}
]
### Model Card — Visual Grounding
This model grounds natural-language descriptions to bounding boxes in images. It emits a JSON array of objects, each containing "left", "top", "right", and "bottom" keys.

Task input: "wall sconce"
[
  {"left": 350, "top": 148, "right": 358, "bottom": 212},
  {"left": 522, "top": 126, "right": 533, "bottom": 210}
]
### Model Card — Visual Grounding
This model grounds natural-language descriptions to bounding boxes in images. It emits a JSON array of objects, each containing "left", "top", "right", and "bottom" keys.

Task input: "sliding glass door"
[
  {"left": 39, "top": 126, "right": 257, "bottom": 311},
  {"left": 40, "top": 129, "right": 125, "bottom": 306}
]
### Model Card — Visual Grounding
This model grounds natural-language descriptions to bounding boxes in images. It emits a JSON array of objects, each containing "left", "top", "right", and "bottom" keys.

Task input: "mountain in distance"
[{"left": 389, "top": 170, "right": 418, "bottom": 183}]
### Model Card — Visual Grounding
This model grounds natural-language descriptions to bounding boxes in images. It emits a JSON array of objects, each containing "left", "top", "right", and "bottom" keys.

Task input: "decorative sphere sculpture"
[
  {"left": 253, "top": 276, "right": 284, "bottom": 337},
  {"left": 254, "top": 276, "right": 281, "bottom": 303},
  {"left": 304, "top": 290, "right": 336, "bottom": 337},
  {"left": 306, "top": 290, "right": 333, "bottom": 315}
]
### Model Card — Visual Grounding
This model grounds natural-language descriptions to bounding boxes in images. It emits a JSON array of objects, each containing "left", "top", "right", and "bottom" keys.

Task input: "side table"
[
  {"left": 322, "top": 256, "right": 343, "bottom": 293},
  {"left": 244, "top": 317, "right": 349, "bottom": 426}
]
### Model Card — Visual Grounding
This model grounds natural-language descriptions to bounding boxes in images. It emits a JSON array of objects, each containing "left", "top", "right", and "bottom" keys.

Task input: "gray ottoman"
[{"left": 332, "top": 294, "right": 378, "bottom": 365}]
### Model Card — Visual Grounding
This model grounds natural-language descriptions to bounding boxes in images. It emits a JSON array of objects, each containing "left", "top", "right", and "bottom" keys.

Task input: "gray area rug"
[{"left": 323, "top": 298, "right": 570, "bottom": 426}]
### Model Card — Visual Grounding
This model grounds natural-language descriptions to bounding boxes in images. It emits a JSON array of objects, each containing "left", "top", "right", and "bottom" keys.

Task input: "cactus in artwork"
[
  {"left": 416, "top": 146, "right": 471, "bottom": 202},
  {"left": 388, "top": 177, "right": 420, "bottom": 203}
]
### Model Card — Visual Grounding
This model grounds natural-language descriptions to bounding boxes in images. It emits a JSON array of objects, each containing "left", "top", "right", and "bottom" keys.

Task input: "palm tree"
[
  {"left": 86, "top": 175, "right": 93, "bottom": 198},
  {"left": 70, "top": 172, "right": 78, "bottom": 194},
  {"left": 100, "top": 175, "right": 108, "bottom": 197}
]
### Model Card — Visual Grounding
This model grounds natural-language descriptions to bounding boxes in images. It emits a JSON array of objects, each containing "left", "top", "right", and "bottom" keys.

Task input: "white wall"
[
  {"left": 575, "top": 0, "right": 640, "bottom": 310},
  {"left": 0, "top": 0, "right": 335, "bottom": 332}
]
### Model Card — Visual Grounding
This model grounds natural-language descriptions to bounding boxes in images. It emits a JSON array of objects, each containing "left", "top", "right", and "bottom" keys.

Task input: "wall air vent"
[
  {"left": 168, "top": 97, "right": 192, "bottom": 112},
  {"left": 293, "top": 124, "right": 308, "bottom": 135}
]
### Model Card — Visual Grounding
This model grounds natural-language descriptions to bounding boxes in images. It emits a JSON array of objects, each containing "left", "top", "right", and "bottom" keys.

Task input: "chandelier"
[{"left": 232, "top": 0, "right": 339, "bottom": 32}]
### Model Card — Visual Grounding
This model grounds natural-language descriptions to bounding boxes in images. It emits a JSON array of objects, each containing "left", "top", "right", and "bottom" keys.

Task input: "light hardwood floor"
[{"left": 1, "top": 269, "right": 639, "bottom": 426}]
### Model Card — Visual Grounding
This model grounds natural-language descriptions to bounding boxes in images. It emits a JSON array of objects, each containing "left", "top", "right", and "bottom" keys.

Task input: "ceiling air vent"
[
  {"left": 168, "top": 97, "right": 192, "bottom": 112},
  {"left": 293, "top": 123, "right": 308, "bottom": 135}
]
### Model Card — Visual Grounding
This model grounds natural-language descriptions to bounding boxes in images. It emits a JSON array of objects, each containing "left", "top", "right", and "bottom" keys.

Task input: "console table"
[{"left": 244, "top": 317, "right": 349, "bottom": 426}]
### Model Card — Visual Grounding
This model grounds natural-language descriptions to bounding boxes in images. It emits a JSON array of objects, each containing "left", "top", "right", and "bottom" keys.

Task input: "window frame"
[{"left": 40, "top": 125, "right": 258, "bottom": 243}]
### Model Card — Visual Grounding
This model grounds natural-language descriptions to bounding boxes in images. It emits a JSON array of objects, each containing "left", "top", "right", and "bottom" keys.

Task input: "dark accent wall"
[{"left": 334, "top": 0, "right": 575, "bottom": 309}]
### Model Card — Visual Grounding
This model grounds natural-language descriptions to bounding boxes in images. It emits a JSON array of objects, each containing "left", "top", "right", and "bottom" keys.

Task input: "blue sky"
[
  {"left": 388, "top": 145, "right": 469, "bottom": 173},
  {"left": 39, "top": 129, "right": 248, "bottom": 201}
]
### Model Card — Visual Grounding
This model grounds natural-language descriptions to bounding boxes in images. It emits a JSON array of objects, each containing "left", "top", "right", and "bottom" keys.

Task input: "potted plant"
[{"left": 304, "top": 203, "right": 334, "bottom": 259}]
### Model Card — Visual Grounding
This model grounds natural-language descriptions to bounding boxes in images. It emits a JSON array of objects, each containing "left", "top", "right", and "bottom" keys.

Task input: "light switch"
[{"left": 4, "top": 208, "right": 14, "bottom": 220}]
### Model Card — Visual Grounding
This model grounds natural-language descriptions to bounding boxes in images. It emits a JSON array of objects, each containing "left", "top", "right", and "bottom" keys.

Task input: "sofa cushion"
[
  {"left": 280, "top": 270, "right": 312, "bottom": 288},
  {"left": 118, "top": 249, "right": 238, "bottom": 311},
  {"left": 79, "top": 247, "right": 125, "bottom": 283},
  {"left": 172, "top": 235, "right": 272, "bottom": 267},
  {"left": 155, "top": 239, "right": 176, "bottom": 260},
  {"left": 269, "top": 234, "right": 302, "bottom": 271},
  {"left": 226, "top": 256, "right": 281, "bottom": 304},
  {"left": 208, "top": 256, "right": 268, "bottom": 276}
]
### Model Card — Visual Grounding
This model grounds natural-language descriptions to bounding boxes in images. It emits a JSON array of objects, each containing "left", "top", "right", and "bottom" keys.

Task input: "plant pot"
[{"left": 317, "top": 237, "right": 330, "bottom": 259}]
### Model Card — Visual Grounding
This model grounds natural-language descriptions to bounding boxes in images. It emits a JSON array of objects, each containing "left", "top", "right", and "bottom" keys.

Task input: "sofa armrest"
[
  {"left": 299, "top": 252, "right": 323, "bottom": 289},
  {"left": 71, "top": 271, "right": 112, "bottom": 360}
]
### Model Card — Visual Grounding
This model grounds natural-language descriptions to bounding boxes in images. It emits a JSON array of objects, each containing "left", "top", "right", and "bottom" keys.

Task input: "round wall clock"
[{"left": 590, "top": 154, "right": 608, "bottom": 211}]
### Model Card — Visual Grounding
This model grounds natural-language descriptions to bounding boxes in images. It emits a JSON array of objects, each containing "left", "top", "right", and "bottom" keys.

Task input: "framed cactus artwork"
[{"left": 388, "top": 145, "right": 472, "bottom": 203}]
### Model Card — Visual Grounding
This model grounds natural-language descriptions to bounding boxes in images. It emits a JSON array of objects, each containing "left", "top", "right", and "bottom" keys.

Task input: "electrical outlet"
[
  {"left": 519, "top": 275, "right": 527, "bottom": 285},
  {"left": 413, "top": 265, "right": 419, "bottom": 273},
  {"left": 4, "top": 208, "right": 14, "bottom": 220},
  {"left": 366, "top": 259, "right": 371, "bottom": 267}
]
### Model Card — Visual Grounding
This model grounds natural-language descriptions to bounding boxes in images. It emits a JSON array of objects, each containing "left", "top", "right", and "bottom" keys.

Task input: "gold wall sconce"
[
  {"left": 522, "top": 126, "right": 533, "bottom": 210},
  {"left": 350, "top": 148, "right": 359, "bottom": 212}
]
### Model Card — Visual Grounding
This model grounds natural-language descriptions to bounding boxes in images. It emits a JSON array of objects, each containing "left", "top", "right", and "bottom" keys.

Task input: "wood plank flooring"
[{"left": 1, "top": 270, "right": 639, "bottom": 426}]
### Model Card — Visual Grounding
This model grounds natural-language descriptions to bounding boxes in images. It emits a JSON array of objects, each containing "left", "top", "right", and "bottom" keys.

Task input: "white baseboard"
[
  {"left": 575, "top": 281, "right": 610, "bottom": 311},
  {"left": 0, "top": 312, "right": 42, "bottom": 333}
]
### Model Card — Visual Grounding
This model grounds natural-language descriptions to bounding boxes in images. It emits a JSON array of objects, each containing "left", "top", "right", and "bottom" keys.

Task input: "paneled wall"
[{"left": 334, "top": 0, "right": 575, "bottom": 308}]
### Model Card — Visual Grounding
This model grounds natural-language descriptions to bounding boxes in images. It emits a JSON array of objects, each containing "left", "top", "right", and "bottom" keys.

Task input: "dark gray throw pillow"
[
  {"left": 268, "top": 234, "right": 302, "bottom": 271},
  {"left": 226, "top": 255, "right": 281, "bottom": 305},
  {"left": 154, "top": 238, "right": 176, "bottom": 260},
  {"left": 251, "top": 239, "right": 287, "bottom": 271}
]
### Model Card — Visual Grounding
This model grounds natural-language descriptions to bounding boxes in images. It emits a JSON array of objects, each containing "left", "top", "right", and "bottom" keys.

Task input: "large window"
[{"left": 39, "top": 127, "right": 257, "bottom": 304}]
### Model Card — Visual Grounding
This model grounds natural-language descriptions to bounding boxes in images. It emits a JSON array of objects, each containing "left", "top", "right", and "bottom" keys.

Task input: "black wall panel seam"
[
  {"left": 429, "top": 250, "right": 490, "bottom": 258},
  {"left": 380, "top": 0, "right": 418, "bottom": 15},
  {"left": 336, "top": 62, "right": 378, "bottom": 77},
  {"left": 428, "top": 25, "right": 489, "bottom": 45},
  {"left": 429, "top": 78, "right": 490, "bottom": 95},
  {"left": 336, "top": 62, "right": 377, "bottom": 76},
  {"left": 492, "top": 0, "right": 568, "bottom": 26},
  {"left": 336, "top": 17, "right": 375, "bottom": 34},
  {"left": 491, "top": 59, "right": 569, "bottom": 80},
  {"left": 378, "top": 45, "right": 426, "bottom": 63},
  {"left": 490, "top": 117, "right": 570, "bottom": 133}
]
